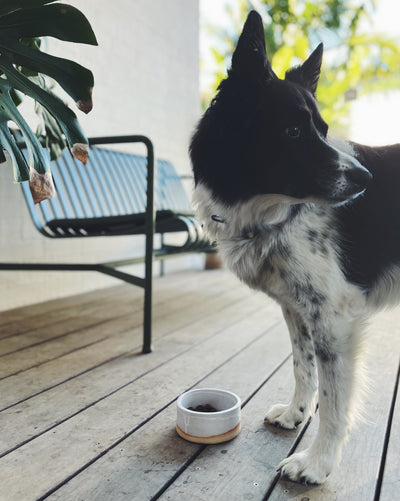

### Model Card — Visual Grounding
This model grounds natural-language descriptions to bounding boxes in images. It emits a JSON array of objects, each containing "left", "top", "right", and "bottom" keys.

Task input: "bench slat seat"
[{"left": 45, "top": 209, "right": 195, "bottom": 237}]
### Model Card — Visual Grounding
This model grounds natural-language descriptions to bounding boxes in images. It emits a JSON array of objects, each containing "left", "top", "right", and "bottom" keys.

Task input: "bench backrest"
[{"left": 21, "top": 146, "right": 192, "bottom": 236}]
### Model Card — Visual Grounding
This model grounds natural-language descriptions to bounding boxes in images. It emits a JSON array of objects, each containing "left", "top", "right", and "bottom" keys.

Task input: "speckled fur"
[{"left": 194, "top": 182, "right": 369, "bottom": 484}]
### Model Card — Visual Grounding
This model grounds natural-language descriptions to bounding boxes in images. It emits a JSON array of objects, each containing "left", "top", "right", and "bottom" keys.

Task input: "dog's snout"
[{"left": 327, "top": 151, "right": 373, "bottom": 203}]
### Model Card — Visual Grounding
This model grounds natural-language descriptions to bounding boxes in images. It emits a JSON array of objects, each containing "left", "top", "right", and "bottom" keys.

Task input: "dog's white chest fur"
[{"left": 194, "top": 183, "right": 365, "bottom": 322}]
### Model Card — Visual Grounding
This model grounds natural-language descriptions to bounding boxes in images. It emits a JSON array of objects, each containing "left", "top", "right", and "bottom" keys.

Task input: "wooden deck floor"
[{"left": 0, "top": 269, "right": 399, "bottom": 501}]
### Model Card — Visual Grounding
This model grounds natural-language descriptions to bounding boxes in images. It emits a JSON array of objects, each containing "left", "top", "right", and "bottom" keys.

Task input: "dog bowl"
[{"left": 176, "top": 388, "right": 241, "bottom": 444}]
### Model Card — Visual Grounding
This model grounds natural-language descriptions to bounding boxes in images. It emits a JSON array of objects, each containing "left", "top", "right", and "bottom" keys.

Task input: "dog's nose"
[{"left": 346, "top": 163, "right": 372, "bottom": 190}]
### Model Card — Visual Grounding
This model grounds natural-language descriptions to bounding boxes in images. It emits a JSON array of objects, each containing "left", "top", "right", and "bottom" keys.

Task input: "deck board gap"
[
  {"left": 0, "top": 335, "right": 111, "bottom": 382},
  {"left": 373, "top": 358, "right": 400, "bottom": 501},
  {"left": 0, "top": 315, "right": 130, "bottom": 359},
  {"left": 158, "top": 294, "right": 245, "bottom": 339},
  {"left": 0, "top": 286, "right": 141, "bottom": 338},
  {"left": 242, "top": 353, "right": 292, "bottom": 408},
  {"left": 188, "top": 321, "right": 283, "bottom": 388},
  {"left": 0, "top": 349, "right": 135, "bottom": 413},
  {"left": 262, "top": 410, "right": 317, "bottom": 500},
  {"left": 150, "top": 445, "right": 207, "bottom": 501},
  {"left": 0, "top": 285, "right": 133, "bottom": 330}
]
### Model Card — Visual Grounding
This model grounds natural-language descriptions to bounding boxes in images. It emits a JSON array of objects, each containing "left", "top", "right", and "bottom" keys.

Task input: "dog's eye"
[{"left": 285, "top": 126, "right": 301, "bottom": 139}]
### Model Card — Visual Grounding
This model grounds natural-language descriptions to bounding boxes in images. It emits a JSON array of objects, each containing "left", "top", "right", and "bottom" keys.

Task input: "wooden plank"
[
  {"left": 0, "top": 268, "right": 222, "bottom": 343},
  {"left": 268, "top": 306, "right": 400, "bottom": 500},
  {"left": 0, "top": 282, "right": 142, "bottom": 338},
  {"left": 375, "top": 361, "right": 400, "bottom": 501},
  {"left": 0, "top": 291, "right": 275, "bottom": 456},
  {"left": 0, "top": 271, "right": 241, "bottom": 380},
  {"left": 0, "top": 267, "right": 216, "bottom": 329},
  {"left": 0, "top": 272, "right": 254, "bottom": 409},
  {"left": 45, "top": 319, "right": 293, "bottom": 500},
  {"left": 0, "top": 290, "right": 141, "bottom": 354},
  {"left": 0, "top": 282, "right": 129, "bottom": 327},
  {"left": 0, "top": 316, "right": 154, "bottom": 411},
  {"left": 0, "top": 282, "right": 255, "bottom": 410},
  {"left": 0, "top": 293, "right": 282, "bottom": 500}
]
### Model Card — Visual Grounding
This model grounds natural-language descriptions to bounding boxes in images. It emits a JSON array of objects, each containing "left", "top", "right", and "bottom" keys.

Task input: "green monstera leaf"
[{"left": 0, "top": 1, "right": 97, "bottom": 202}]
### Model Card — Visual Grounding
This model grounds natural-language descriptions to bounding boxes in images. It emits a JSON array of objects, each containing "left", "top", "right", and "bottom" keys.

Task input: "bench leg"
[
  {"left": 143, "top": 136, "right": 155, "bottom": 353},
  {"left": 143, "top": 200, "right": 154, "bottom": 354},
  {"left": 142, "top": 272, "right": 152, "bottom": 354}
]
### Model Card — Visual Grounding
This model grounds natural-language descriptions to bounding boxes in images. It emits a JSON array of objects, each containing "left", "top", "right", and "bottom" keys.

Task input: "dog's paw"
[
  {"left": 264, "top": 403, "right": 307, "bottom": 430},
  {"left": 278, "top": 449, "right": 332, "bottom": 485}
]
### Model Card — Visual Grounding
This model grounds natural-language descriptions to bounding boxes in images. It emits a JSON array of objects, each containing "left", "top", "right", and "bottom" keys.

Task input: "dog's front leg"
[
  {"left": 265, "top": 306, "right": 318, "bottom": 429},
  {"left": 278, "top": 316, "right": 362, "bottom": 484}
]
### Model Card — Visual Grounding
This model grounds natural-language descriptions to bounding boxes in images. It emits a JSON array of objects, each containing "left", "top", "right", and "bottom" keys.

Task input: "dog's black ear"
[
  {"left": 231, "top": 10, "right": 275, "bottom": 82},
  {"left": 285, "top": 43, "right": 323, "bottom": 96}
]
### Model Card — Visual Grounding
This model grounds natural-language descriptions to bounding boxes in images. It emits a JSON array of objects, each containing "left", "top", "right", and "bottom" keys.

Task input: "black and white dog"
[{"left": 190, "top": 10, "right": 400, "bottom": 485}]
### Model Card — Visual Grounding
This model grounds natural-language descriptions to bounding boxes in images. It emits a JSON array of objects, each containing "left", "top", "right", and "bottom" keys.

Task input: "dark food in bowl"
[{"left": 188, "top": 403, "right": 219, "bottom": 413}]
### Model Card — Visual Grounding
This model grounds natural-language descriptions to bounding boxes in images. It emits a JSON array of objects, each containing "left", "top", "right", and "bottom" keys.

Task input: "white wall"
[{"left": 0, "top": 0, "right": 201, "bottom": 312}]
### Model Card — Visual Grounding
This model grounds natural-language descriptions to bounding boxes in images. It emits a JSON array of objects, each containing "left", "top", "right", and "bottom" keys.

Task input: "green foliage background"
[{"left": 202, "top": 0, "right": 400, "bottom": 134}]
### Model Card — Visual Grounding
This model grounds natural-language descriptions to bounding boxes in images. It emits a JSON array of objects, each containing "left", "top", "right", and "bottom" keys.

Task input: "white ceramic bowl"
[{"left": 176, "top": 388, "right": 241, "bottom": 444}]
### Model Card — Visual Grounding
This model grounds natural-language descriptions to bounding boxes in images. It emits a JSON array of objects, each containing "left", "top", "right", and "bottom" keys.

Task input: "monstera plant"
[{"left": 0, "top": 0, "right": 97, "bottom": 202}]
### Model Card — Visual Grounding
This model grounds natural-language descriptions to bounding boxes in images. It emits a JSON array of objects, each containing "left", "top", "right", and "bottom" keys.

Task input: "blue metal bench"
[{"left": 0, "top": 135, "right": 214, "bottom": 353}]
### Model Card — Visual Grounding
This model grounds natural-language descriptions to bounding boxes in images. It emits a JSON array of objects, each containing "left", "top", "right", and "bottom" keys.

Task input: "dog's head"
[{"left": 190, "top": 10, "right": 372, "bottom": 206}]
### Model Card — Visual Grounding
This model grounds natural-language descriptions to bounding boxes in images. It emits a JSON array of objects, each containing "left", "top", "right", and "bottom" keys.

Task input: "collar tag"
[{"left": 211, "top": 214, "right": 226, "bottom": 224}]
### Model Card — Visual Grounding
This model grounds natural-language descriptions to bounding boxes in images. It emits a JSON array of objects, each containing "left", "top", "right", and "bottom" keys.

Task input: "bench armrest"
[{"left": 87, "top": 135, "right": 155, "bottom": 302}]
